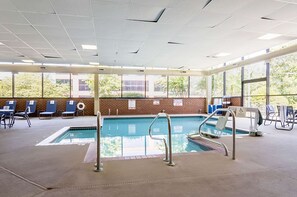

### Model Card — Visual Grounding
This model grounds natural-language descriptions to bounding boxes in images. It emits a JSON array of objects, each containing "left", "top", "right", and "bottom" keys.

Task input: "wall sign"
[{"left": 173, "top": 99, "right": 183, "bottom": 106}]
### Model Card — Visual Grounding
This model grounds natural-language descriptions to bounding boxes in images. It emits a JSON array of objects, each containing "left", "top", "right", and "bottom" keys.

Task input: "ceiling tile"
[
  {"left": 0, "top": 33, "right": 18, "bottom": 41},
  {"left": 23, "top": 13, "right": 61, "bottom": 26},
  {"left": 51, "top": 0, "right": 91, "bottom": 16},
  {"left": 265, "top": 4, "right": 297, "bottom": 21},
  {"left": 60, "top": 16, "right": 93, "bottom": 29},
  {"left": 11, "top": 0, "right": 54, "bottom": 14},
  {"left": 92, "top": 1, "right": 129, "bottom": 20},
  {"left": 0, "top": 11, "right": 28, "bottom": 24},
  {"left": 3, "top": 24, "right": 37, "bottom": 34},
  {"left": 0, "top": 0, "right": 17, "bottom": 11}
]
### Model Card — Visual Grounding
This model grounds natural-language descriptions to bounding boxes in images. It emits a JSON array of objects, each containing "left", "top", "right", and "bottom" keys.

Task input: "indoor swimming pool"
[{"left": 42, "top": 116, "right": 248, "bottom": 158}]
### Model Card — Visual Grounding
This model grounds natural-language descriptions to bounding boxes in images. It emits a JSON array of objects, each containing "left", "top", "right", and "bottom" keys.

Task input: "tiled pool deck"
[{"left": 1, "top": 115, "right": 297, "bottom": 196}]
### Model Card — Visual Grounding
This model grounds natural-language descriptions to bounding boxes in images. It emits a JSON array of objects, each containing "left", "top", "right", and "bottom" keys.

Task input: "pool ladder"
[
  {"left": 149, "top": 110, "right": 175, "bottom": 166},
  {"left": 188, "top": 108, "right": 236, "bottom": 160},
  {"left": 94, "top": 111, "right": 103, "bottom": 172}
]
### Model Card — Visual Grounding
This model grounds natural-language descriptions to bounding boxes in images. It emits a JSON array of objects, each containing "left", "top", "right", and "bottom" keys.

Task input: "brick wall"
[
  {"left": 1, "top": 97, "right": 207, "bottom": 116},
  {"left": 230, "top": 97, "right": 242, "bottom": 106},
  {"left": 99, "top": 98, "right": 206, "bottom": 115}
]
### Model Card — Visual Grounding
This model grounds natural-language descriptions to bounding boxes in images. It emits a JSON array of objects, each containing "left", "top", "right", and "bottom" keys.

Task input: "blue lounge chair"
[
  {"left": 39, "top": 100, "right": 57, "bottom": 119},
  {"left": 264, "top": 104, "right": 277, "bottom": 125},
  {"left": 62, "top": 100, "right": 77, "bottom": 118},
  {"left": 0, "top": 100, "right": 16, "bottom": 128},
  {"left": 14, "top": 100, "right": 37, "bottom": 127}
]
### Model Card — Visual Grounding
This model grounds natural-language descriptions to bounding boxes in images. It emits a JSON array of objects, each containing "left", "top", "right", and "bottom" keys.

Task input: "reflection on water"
[{"left": 53, "top": 116, "right": 246, "bottom": 157}]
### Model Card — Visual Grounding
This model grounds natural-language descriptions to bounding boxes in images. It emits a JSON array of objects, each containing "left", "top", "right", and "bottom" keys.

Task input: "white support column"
[
  {"left": 206, "top": 75, "right": 212, "bottom": 113},
  {"left": 94, "top": 74, "right": 99, "bottom": 115}
]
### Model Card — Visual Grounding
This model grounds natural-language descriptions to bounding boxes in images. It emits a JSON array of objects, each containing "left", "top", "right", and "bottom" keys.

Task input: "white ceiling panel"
[
  {"left": 266, "top": 4, "right": 297, "bottom": 21},
  {"left": 0, "top": 33, "right": 18, "bottom": 41},
  {"left": 0, "top": 46, "right": 13, "bottom": 52},
  {"left": 0, "top": 11, "right": 28, "bottom": 24},
  {"left": 187, "top": 11, "right": 232, "bottom": 28},
  {"left": 158, "top": 8, "right": 195, "bottom": 25},
  {"left": 94, "top": 19, "right": 124, "bottom": 39},
  {"left": 92, "top": 1, "right": 129, "bottom": 20},
  {"left": 241, "top": 19, "right": 281, "bottom": 33},
  {"left": 23, "top": 13, "right": 61, "bottom": 26},
  {"left": 66, "top": 28, "right": 95, "bottom": 38},
  {"left": 269, "top": 23, "right": 297, "bottom": 36},
  {"left": 17, "top": 34, "right": 47, "bottom": 43},
  {"left": 34, "top": 26, "right": 67, "bottom": 37},
  {"left": 2, "top": 40, "right": 29, "bottom": 48},
  {"left": 10, "top": 0, "right": 54, "bottom": 14},
  {"left": 0, "top": 0, "right": 17, "bottom": 11},
  {"left": 60, "top": 16, "right": 94, "bottom": 29},
  {"left": 51, "top": 0, "right": 92, "bottom": 16},
  {"left": 203, "top": 0, "right": 254, "bottom": 14},
  {"left": 3, "top": 24, "right": 37, "bottom": 34},
  {"left": 27, "top": 42, "right": 53, "bottom": 49},
  {"left": 234, "top": 0, "right": 286, "bottom": 19}
]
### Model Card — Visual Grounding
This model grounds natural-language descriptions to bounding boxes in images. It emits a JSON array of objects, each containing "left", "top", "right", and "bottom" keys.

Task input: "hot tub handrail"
[
  {"left": 94, "top": 111, "right": 103, "bottom": 172},
  {"left": 148, "top": 111, "right": 175, "bottom": 166},
  {"left": 189, "top": 108, "right": 236, "bottom": 160}
]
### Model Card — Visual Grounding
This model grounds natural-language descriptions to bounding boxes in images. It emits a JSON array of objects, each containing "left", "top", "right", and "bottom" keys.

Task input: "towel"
[
  {"left": 50, "top": 100, "right": 55, "bottom": 104},
  {"left": 3, "top": 106, "right": 10, "bottom": 110},
  {"left": 9, "top": 101, "right": 14, "bottom": 104}
]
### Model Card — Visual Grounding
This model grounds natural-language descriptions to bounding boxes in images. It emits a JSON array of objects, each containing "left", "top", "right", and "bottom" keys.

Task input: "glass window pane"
[
  {"left": 244, "top": 96, "right": 266, "bottom": 114},
  {"left": 146, "top": 75, "right": 167, "bottom": 98},
  {"left": 226, "top": 67, "right": 241, "bottom": 96},
  {"left": 122, "top": 75, "right": 145, "bottom": 97},
  {"left": 189, "top": 76, "right": 206, "bottom": 97},
  {"left": 212, "top": 72, "right": 223, "bottom": 97},
  {"left": 99, "top": 74, "right": 121, "bottom": 97},
  {"left": 168, "top": 76, "right": 188, "bottom": 98},
  {"left": 43, "top": 73, "right": 70, "bottom": 98},
  {"left": 270, "top": 52, "right": 297, "bottom": 95},
  {"left": 14, "top": 72, "right": 42, "bottom": 97},
  {"left": 71, "top": 74, "right": 94, "bottom": 98},
  {"left": 244, "top": 61, "right": 266, "bottom": 80},
  {"left": 244, "top": 81, "right": 266, "bottom": 96},
  {"left": 270, "top": 95, "right": 297, "bottom": 109},
  {"left": 0, "top": 72, "right": 12, "bottom": 97}
]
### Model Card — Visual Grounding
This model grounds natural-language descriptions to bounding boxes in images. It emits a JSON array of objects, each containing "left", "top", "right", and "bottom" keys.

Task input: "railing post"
[{"left": 94, "top": 111, "right": 103, "bottom": 172}]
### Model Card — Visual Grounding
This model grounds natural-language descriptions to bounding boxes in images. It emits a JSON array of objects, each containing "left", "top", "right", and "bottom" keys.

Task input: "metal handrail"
[
  {"left": 148, "top": 111, "right": 175, "bottom": 166},
  {"left": 94, "top": 111, "right": 103, "bottom": 172},
  {"left": 189, "top": 108, "right": 236, "bottom": 160}
]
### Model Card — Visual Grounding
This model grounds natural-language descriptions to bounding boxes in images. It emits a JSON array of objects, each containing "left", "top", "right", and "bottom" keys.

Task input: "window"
[
  {"left": 269, "top": 52, "right": 297, "bottom": 108},
  {"left": 99, "top": 74, "right": 121, "bottom": 97},
  {"left": 146, "top": 75, "right": 167, "bottom": 98},
  {"left": 14, "top": 72, "right": 42, "bottom": 97},
  {"left": 212, "top": 72, "right": 223, "bottom": 97},
  {"left": 0, "top": 72, "right": 12, "bottom": 97},
  {"left": 71, "top": 74, "right": 93, "bottom": 98},
  {"left": 189, "top": 76, "right": 206, "bottom": 97},
  {"left": 122, "top": 75, "right": 145, "bottom": 97},
  {"left": 244, "top": 61, "right": 266, "bottom": 80},
  {"left": 43, "top": 73, "right": 70, "bottom": 98},
  {"left": 168, "top": 76, "right": 188, "bottom": 98},
  {"left": 225, "top": 67, "right": 241, "bottom": 96}
]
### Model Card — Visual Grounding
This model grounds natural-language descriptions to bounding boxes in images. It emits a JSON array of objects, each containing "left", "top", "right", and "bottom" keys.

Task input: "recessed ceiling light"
[
  {"left": 22, "top": 59, "right": 34, "bottom": 63},
  {"left": 214, "top": 52, "right": 230, "bottom": 57},
  {"left": 258, "top": 33, "right": 281, "bottom": 40},
  {"left": 89, "top": 62, "right": 99, "bottom": 65},
  {"left": 82, "top": 44, "right": 97, "bottom": 50},
  {"left": 0, "top": 42, "right": 4, "bottom": 45}
]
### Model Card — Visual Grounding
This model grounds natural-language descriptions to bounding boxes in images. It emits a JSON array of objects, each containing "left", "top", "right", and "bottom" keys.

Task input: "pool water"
[{"left": 53, "top": 116, "right": 247, "bottom": 158}]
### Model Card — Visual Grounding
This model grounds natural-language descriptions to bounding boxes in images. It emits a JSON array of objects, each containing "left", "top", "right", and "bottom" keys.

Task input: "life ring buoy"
[{"left": 77, "top": 102, "right": 85, "bottom": 110}]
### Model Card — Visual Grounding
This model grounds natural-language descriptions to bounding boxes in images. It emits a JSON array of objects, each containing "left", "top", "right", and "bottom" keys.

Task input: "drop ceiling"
[{"left": 0, "top": 0, "right": 297, "bottom": 70}]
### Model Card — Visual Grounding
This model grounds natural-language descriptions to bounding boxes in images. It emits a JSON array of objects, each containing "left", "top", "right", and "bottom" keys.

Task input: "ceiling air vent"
[
  {"left": 261, "top": 17, "right": 275, "bottom": 21},
  {"left": 203, "top": 0, "right": 214, "bottom": 9},
  {"left": 42, "top": 55, "right": 61, "bottom": 59},
  {"left": 127, "top": 8, "right": 166, "bottom": 23},
  {"left": 168, "top": 42, "right": 183, "bottom": 45}
]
